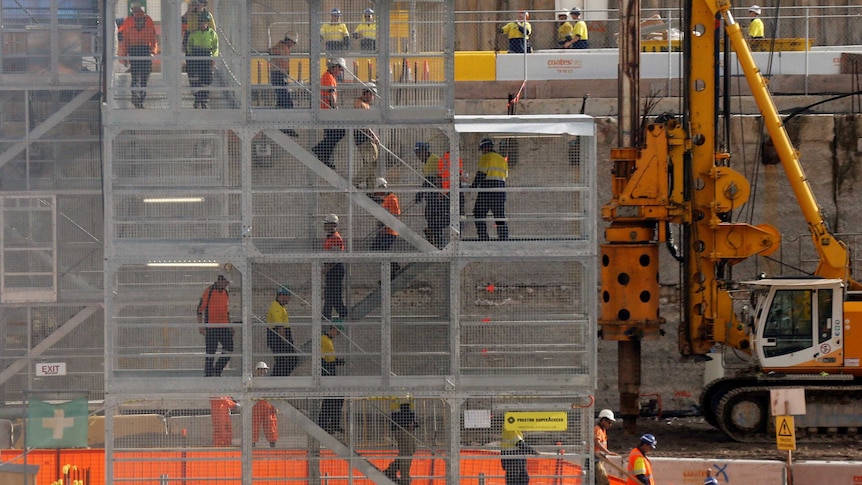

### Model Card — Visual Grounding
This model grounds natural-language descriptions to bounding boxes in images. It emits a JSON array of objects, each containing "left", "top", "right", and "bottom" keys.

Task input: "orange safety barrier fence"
[{"left": 1, "top": 448, "right": 583, "bottom": 485}]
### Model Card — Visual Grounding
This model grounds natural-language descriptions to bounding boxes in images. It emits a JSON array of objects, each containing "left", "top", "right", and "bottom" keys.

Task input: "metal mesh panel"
[
  {"left": 0, "top": 305, "right": 104, "bottom": 402},
  {"left": 458, "top": 132, "right": 591, "bottom": 242},
  {"left": 460, "top": 260, "right": 590, "bottom": 377},
  {"left": 111, "top": 266, "right": 242, "bottom": 377},
  {"left": 106, "top": 396, "right": 454, "bottom": 484},
  {"left": 460, "top": 396, "right": 592, "bottom": 484},
  {"left": 250, "top": 126, "right": 452, "bottom": 253}
]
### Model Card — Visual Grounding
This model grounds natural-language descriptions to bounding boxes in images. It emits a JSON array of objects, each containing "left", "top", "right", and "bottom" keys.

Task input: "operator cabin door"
[{"left": 756, "top": 282, "right": 844, "bottom": 371}]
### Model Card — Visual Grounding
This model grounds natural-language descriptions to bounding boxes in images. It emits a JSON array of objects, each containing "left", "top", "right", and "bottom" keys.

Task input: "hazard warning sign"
[{"left": 775, "top": 415, "right": 796, "bottom": 451}]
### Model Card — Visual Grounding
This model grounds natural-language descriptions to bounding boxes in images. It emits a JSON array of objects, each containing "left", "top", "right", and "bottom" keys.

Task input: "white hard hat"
[
  {"left": 598, "top": 409, "right": 616, "bottom": 421},
  {"left": 374, "top": 177, "right": 388, "bottom": 189},
  {"left": 255, "top": 361, "right": 269, "bottom": 370},
  {"left": 324, "top": 213, "right": 339, "bottom": 224},
  {"left": 328, "top": 57, "right": 346, "bottom": 69},
  {"left": 749, "top": 4, "right": 761, "bottom": 14},
  {"left": 557, "top": 10, "right": 569, "bottom": 17}
]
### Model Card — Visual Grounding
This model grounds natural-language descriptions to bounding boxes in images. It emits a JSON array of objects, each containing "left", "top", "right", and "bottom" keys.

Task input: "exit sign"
[{"left": 36, "top": 363, "right": 66, "bottom": 376}]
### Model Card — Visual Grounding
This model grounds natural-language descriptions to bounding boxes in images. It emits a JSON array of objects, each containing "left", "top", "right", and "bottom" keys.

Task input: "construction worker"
[
  {"left": 556, "top": 10, "right": 574, "bottom": 48},
  {"left": 626, "top": 434, "right": 657, "bottom": 485},
  {"left": 197, "top": 275, "right": 232, "bottom": 377},
  {"left": 182, "top": 0, "right": 216, "bottom": 52},
  {"left": 117, "top": 1, "right": 158, "bottom": 108},
  {"left": 311, "top": 58, "right": 347, "bottom": 169},
  {"left": 353, "top": 84, "right": 380, "bottom": 189},
  {"left": 383, "top": 402, "right": 418, "bottom": 484},
  {"left": 321, "top": 8, "right": 349, "bottom": 51},
  {"left": 210, "top": 396, "right": 239, "bottom": 446},
  {"left": 414, "top": 142, "right": 448, "bottom": 247},
  {"left": 353, "top": 8, "right": 377, "bottom": 51},
  {"left": 501, "top": 11, "right": 531, "bottom": 53},
  {"left": 318, "top": 325, "right": 346, "bottom": 434},
  {"left": 500, "top": 428, "right": 538, "bottom": 485},
  {"left": 748, "top": 5, "right": 764, "bottom": 39},
  {"left": 186, "top": 11, "right": 218, "bottom": 109},
  {"left": 269, "top": 32, "right": 296, "bottom": 110},
  {"left": 371, "top": 178, "right": 401, "bottom": 251},
  {"left": 267, "top": 286, "right": 298, "bottom": 376},
  {"left": 570, "top": 8, "right": 589, "bottom": 49},
  {"left": 322, "top": 214, "right": 348, "bottom": 321},
  {"left": 251, "top": 362, "right": 278, "bottom": 447},
  {"left": 594, "top": 409, "right": 619, "bottom": 485},
  {"left": 372, "top": 178, "right": 402, "bottom": 275},
  {"left": 472, "top": 138, "right": 509, "bottom": 241}
]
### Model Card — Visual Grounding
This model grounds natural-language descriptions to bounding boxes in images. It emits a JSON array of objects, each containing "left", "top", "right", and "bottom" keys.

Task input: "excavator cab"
[{"left": 748, "top": 278, "right": 844, "bottom": 372}]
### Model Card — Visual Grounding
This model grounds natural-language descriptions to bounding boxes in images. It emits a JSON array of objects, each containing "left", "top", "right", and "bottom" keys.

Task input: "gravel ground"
[{"left": 607, "top": 417, "right": 862, "bottom": 462}]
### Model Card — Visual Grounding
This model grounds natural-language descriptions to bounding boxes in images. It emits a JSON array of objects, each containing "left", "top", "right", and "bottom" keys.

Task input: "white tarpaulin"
[{"left": 454, "top": 114, "right": 594, "bottom": 137}]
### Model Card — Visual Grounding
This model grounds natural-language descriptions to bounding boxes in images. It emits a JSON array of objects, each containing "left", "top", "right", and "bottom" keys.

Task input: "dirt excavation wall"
[{"left": 457, "top": 97, "right": 862, "bottom": 412}]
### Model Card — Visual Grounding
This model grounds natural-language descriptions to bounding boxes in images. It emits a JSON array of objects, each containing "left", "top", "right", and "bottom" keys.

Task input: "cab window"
[{"left": 763, "top": 289, "right": 813, "bottom": 357}]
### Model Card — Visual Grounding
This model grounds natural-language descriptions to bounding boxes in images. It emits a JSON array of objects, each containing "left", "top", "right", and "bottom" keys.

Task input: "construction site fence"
[{"left": 0, "top": 448, "right": 585, "bottom": 485}]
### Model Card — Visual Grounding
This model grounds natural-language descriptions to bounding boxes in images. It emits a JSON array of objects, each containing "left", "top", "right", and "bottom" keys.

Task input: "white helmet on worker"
[
  {"left": 571, "top": 7, "right": 582, "bottom": 16},
  {"left": 748, "top": 4, "right": 761, "bottom": 14},
  {"left": 363, "top": 82, "right": 378, "bottom": 96},
  {"left": 328, "top": 57, "right": 346, "bottom": 69},
  {"left": 255, "top": 361, "right": 269, "bottom": 370},
  {"left": 479, "top": 138, "right": 494, "bottom": 151},
  {"left": 323, "top": 213, "right": 339, "bottom": 224},
  {"left": 557, "top": 10, "right": 569, "bottom": 18},
  {"left": 703, "top": 478, "right": 719, "bottom": 485},
  {"left": 598, "top": 409, "right": 616, "bottom": 422},
  {"left": 374, "top": 177, "right": 388, "bottom": 189}
]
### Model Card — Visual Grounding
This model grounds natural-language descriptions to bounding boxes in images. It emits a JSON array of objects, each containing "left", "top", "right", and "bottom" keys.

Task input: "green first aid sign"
[
  {"left": 503, "top": 411, "right": 568, "bottom": 431},
  {"left": 26, "top": 398, "right": 88, "bottom": 449}
]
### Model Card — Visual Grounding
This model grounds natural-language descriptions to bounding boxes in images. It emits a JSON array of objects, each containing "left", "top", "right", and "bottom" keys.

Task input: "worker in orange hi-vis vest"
[
  {"left": 626, "top": 434, "right": 657, "bottom": 485},
  {"left": 210, "top": 396, "right": 240, "bottom": 447},
  {"left": 251, "top": 362, "right": 279, "bottom": 447}
]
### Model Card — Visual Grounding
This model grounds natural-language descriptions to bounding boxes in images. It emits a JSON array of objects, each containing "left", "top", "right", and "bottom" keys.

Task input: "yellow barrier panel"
[{"left": 251, "top": 51, "right": 497, "bottom": 85}]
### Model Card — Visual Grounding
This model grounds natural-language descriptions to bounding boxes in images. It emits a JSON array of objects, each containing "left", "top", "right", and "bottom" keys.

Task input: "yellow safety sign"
[
  {"left": 775, "top": 415, "right": 796, "bottom": 451},
  {"left": 503, "top": 412, "right": 568, "bottom": 431}
]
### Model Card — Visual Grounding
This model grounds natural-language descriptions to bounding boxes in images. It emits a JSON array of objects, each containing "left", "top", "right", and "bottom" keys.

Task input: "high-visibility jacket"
[
  {"left": 557, "top": 22, "right": 574, "bottom": 44},
  {"left": 354, "top": 23, "right": 377, "bottom": 40},
  {"left": 118, "top": 14, "right": 158, "bottom": 57},
  {"left": 573, "top": 20, "right": 589, "bottom": 41},
  {"left": 198, "top": 285, "right": 229, "bottom": 324},
  {"left": 210, "top": 396, "right": 237, "bottom": 447},
  {"left": 320, "top": 70, "right": 337, "bottom": 109},
  {"left": 501, "top": 429, "right": 525, "bottom": 449},
  {"left": 501, "top": 21, "right": 531, "bottom": 40},
  {"left": 252, "top": 399, "right": 278, "bottom": 444},
  {"left": 438, "top": 152, "right": 465, "bottom": 190},
  {"left": 626, "top": 447, "right": 654, "bottom": 485},
  {"left": 749, "top": 17, "right": 764, "bottom": 38},
  {"left": 380, "top": 193, "right": 401, "bottom": 236},
  {"left": 477, "top": 151, "right": 508, "bottom": 182},
  {"left": 320, "top": 23, "right": 349, "bottom": 43},
  {"left": 266, "top": 299, "right": 289, "bottom": 328}
]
